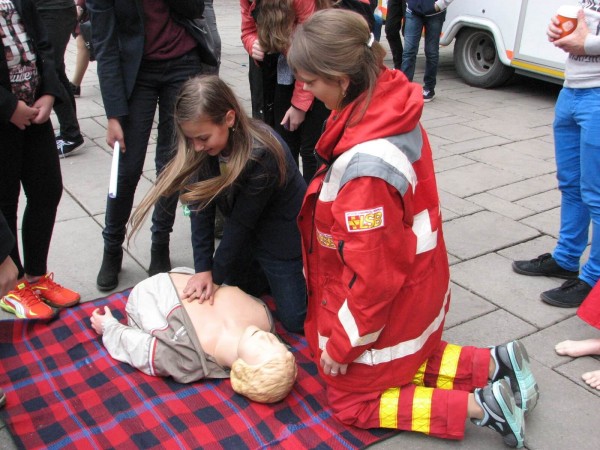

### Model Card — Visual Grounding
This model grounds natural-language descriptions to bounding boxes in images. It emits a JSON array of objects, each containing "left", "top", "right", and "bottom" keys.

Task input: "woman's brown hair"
[
  {"left": 128, "top": 75, "right": 287, "bottom": 241},
  {"left": 287, "top": 8, "right": 386, "bottom": 112},
  {"left": 255, "top": 0, "right": 296, "bottom": 54}
]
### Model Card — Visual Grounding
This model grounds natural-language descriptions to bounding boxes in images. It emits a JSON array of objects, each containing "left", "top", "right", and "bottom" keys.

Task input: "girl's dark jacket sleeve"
[
  {"left": 0, "top": 0, "right": 62, "bottom": 124},
  {"left": 190, "top": 142, "right": 306, "bottom": 285},
  {"left": 0, "top": 211, "right": 15, "bottom": 263}
]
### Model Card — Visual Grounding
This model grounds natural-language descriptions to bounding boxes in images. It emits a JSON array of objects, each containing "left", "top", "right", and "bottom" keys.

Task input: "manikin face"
[
  {"left": 238, "top": 325, "right": 289, "bottom": 366},
  {"left": 295, "top": 69, "right": 349, "bottom": 111},
  {"left": 180, "top": 110, "right": 236, "bottom": 157}
]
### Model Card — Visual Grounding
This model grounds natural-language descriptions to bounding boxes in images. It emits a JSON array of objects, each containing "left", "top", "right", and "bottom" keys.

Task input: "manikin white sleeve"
[{"left": 101, "top": 318, "right": 160, "bottom": 377}]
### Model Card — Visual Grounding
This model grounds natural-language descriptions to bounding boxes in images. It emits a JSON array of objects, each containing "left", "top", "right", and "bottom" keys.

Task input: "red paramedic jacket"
[{"left": 298, "top": 68, "right": 451, "bottom": 392}]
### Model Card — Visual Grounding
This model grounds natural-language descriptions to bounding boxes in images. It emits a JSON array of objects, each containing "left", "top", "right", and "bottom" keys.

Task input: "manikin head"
[{"left": 230, "top": 326, "right": 297, "bottom": 403}]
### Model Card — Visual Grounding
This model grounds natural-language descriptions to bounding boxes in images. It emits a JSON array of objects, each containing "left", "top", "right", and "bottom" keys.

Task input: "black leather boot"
[
  {"left": 97, "top": 249, "right": 123, "bottom": 291},
  {"left": 148, "top": 242, "right": 171, "bottom": 276}
]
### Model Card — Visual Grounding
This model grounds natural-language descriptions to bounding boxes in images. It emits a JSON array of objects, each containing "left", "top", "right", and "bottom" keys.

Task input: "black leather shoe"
[
  {"left": 97, "top": 249, "right": 123, "bottom": 291},
  {"left": 541, "top": 279, "right": 592, "bottom": 308},
  {"left": 148, "top": 243, "right": 171, "bottom": 276},
  {"left": 512, "top": 253, "right": 579, "bottom": 279}
]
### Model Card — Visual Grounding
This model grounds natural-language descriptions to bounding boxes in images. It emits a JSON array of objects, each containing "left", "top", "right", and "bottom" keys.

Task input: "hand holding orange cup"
[{"left": 556, "top": 5, "right": 579, "bottom": 38}]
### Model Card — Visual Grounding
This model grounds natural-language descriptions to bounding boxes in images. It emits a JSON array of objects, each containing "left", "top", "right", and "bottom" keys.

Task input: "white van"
[{"left": 439, "top": 0, "right": 579, "bottom": 87}]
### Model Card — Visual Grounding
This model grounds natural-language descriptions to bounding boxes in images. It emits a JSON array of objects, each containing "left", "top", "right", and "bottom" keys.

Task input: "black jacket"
[
  {"left": 190, "top": 134, "right": 307, "bottom": 285},
  {"left": 87, "top": 0, "right": 205, "bottom": 118},
  {"left": 0, "top": 0, "right": 61, "bottom": 124}
]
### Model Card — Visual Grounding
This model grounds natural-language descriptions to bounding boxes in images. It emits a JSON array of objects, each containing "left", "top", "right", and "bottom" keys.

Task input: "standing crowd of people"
[{"left": 2, "top": 0, "right": 600, "bottom": 448}]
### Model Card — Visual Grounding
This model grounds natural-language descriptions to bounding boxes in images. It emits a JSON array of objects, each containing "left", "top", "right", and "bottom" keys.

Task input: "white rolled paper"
[{"left": 108, "top": 141, "right": 120, "bottom": 199}]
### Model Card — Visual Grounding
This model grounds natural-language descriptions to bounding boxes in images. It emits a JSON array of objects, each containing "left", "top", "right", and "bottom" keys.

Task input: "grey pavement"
[{"left": 1, "top": 1, "right": 599, "bottom": 449}]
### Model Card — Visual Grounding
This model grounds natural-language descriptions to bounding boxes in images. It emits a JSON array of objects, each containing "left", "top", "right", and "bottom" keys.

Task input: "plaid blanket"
[{"left": 0, "top": 290, "right": 397, "bottom": 449}]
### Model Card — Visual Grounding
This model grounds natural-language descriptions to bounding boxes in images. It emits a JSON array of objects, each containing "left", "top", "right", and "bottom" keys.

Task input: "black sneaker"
[
  {"left": 541, "top": 278, "right": 592, "bottom": 308},
  {"left": 473, "top": 379, "right": 525, "bottom": 448},
  {"left": 490, "top": 340, "right": 539, "bottom": 414},
  {"left": 423, "top": 89, "right": 435, "bottom": 102},
  {"left": 512, "top": 253, "right": 578, "bottom": 279},
  {"left": 0, "top": 386, "right": 5, "bottom": 408},
  {"left": 56, "top": 134, "right": 84, "bottom": 157},
  {"left": 70, "top": 82, "right": 81, "bottom": 97}
]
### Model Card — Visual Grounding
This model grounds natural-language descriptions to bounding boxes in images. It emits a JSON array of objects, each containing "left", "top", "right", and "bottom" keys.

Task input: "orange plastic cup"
[{"left": 556, "top": 5, "right": 579, "bottom": 38}]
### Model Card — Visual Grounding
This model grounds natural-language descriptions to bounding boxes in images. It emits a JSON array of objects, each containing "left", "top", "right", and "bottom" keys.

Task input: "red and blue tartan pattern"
[{"left": 0, "top": 289, "right": 397, "bottom": 449}]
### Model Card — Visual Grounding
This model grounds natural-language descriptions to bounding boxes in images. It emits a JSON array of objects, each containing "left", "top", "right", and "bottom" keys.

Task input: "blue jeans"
[
  {"left": 102, "top": 51, "right": 202, "bottom": 252},
  {"left": 552, "top": 87, "right": 600, "bottom": 287},
  {"left": 400, "top": 9, "right": 446, "bottom": 91}
]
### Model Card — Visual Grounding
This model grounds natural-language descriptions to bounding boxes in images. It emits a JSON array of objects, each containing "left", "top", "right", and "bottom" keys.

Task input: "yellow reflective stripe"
[
  {"left": 412, "top": 359, "right": 428, "bottom": 386},
  {"left": 412, "top": 387, "right": 433, "bottom": 434},
  {"left": 379, "top": 387, "right": 400, "bottom": 428},
  {"left": 437, "top": 344, "right": 461, "bottom": 390}
]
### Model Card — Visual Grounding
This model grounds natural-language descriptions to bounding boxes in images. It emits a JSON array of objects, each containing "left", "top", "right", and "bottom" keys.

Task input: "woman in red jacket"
[
  {"left": 288, "top": 9, "right": 538, "bottom": 448},
  {"left": 240, "top": 0, "right": 328, "bottom": 183}
]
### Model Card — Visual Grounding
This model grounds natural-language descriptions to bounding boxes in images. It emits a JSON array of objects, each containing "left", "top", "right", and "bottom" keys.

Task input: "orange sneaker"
[
  {"left": 30, "top": 273, "right": 81, "bottom": 308},
  {"left": 0, "top": 282, "right": 55, "bottom": 319}
]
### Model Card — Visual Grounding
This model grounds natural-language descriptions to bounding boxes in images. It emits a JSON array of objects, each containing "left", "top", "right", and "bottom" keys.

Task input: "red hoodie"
[{"left": 298, "top": 68, "right": 451, "bottom": 392}]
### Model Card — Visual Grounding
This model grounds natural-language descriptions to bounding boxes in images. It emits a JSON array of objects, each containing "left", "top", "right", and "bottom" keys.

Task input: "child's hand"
[
  {"left": 107, "top": 118, "right": 126, "bottom": 152},
  {"left": 183, "top": 271, "right": 218, "bottom": 304},
  {"left": 251, "top": 39, "right": 264, "bottom": 61},
  {"left": 9, "top": 100, "right": 38, "bottom": 130},
  {"left": 281, "top": 106, "right": 306, "bottom": 132},
  {"left": 31, "top": 95, "right": 55, "bottom": 124},
  {"left": 90, "top": 306, "right": 114, "bottom": 335}
]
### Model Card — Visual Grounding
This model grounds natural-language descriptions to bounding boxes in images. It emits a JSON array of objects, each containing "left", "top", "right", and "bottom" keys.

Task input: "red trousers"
[
  {"left": 326, "top": 340, "right": 490, "bottom": 440},
  {"left": 578, "top": 281, "right": 600, "bottom": 329}
]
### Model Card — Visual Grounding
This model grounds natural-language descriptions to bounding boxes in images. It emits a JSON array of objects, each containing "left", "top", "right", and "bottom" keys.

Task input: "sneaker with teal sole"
[
  {"left": 491, "top": 340, "right": 539, "bottom": 414},
  {"left": 473, "top": 379, "right": 525, "bottom": 448}
]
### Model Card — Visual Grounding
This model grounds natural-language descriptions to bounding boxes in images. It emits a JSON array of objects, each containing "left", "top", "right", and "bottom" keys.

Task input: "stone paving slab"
[{"left": 2, "top": 1, "right": 600, "bottom": 448}]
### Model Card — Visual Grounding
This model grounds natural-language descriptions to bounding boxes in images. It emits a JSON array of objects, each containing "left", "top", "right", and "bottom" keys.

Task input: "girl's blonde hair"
[
  {"left": 287, "top": 9, "right": 385, "bottom": 112},
  {"left": 230, "top": 351, "right": 297, "bottom": 403},
  {"left": 129, "top": 75, "right": 286, "bottom": 240},
  {"left": 255, "top": 0, "right": 296, "bottom": 54}
]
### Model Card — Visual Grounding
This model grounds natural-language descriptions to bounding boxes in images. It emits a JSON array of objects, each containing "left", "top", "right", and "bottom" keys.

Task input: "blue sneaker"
[
  {"left": 473, "top": 379, "right": 525, "bottom": 448},
  {"left": 491, "top": 340, "right": 539, "bottom": 414}
]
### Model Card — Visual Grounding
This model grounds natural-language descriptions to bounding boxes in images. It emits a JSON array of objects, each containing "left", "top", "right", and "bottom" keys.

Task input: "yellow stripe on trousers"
[
  {"left": 412, "top": 359, "right": 428, "bottom": 386},
  {"left": 437, "top": 343, "right": 461, "bottom": 389},
  {"left": 412, "top": 387, "right": 433, "bottom": 434},
  {"left": 379, "top": 387, "right": 400, "bottom": 428}
]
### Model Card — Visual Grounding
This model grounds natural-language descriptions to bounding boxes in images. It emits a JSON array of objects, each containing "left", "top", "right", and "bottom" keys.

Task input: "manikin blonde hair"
[
  {"left": 287, "top": 9, "right": 386, "bottom": 114},
  {"left": 255, "top": 0, "right": 296, "bottom": 54},
  {"left": 129, "top": 75, "right": 286, "bottom": 240},
  {"left": 230, "top": 350, "right": 297, "bottom": 403}
]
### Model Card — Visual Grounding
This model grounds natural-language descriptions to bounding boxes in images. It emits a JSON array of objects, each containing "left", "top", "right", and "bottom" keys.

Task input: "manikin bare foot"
[
  {"left": 582, "top": 370, "right": 600, "bottom": 390},
  {"left": 555, "top": 339, "right": 600, "bottom": 357}
]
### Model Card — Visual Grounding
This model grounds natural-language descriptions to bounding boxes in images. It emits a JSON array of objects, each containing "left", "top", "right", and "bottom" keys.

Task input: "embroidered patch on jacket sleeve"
[{"left": 345, "top": 207, "right": 384, "bottom": 232}]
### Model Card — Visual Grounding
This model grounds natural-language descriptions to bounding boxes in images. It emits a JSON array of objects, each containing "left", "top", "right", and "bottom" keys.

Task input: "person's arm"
[
  {"left": 325, "top": 178, "right": 413, "bottom": 365},
  {"left": 87, "top": 0, "right": 129, "bottom": 118},
  {"left": 91, "top": 306, "right": 165, "bottom": 377},
  {"left": 22, "top": 0, "right": 62, "bottom": 101},
  {"left": 549, "top": 10, "right": 599, "bottom": 56},
  {"left": 287, "top": 0, "right": 316, "bottom": 114},
  {"left": 240, "top": 0, "right": 259, "bottom": 56}
]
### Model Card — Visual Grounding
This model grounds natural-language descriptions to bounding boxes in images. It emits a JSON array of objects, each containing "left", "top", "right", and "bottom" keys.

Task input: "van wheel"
[{"left": 454, "top": 28, "right": 514, "bottom": 88}]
